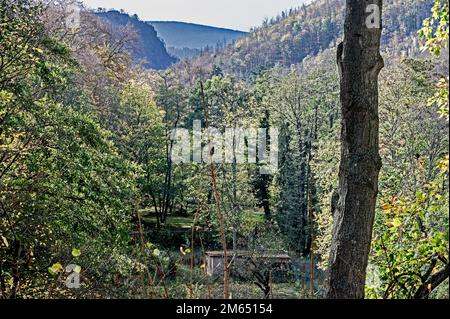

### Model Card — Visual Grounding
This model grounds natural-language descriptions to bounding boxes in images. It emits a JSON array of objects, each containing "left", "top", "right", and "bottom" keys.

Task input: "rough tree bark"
[{"left": 326, "top": 0, "right": 384, "bottom": 299}]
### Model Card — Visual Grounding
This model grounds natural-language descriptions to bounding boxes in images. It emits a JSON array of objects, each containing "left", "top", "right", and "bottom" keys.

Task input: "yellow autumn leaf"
[
  {"left": 438, "top": 155, "right": 449, "bottom": 173},
  {"left": 386, "top": 218, "right": 402, "bottom": 228},
  {"left": 0, "top": 235, "right": 8, "bottom": 248},
  {"left": 392, "top": 218, "right": 402, "bottom": 228}
]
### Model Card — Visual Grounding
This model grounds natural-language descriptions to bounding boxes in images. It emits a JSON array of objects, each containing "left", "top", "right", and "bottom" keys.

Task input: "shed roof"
[{"left": 205, "top": 250, "right": 290, "bottom": 259}]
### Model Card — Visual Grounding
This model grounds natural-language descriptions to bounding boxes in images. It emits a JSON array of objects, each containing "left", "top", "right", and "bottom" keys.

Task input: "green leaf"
[
  {"left": 48, "top": 263, "right": 63, "bottom": 275},
  {"left": 72, "top": 249, "right": 81, "bottom": 257}
]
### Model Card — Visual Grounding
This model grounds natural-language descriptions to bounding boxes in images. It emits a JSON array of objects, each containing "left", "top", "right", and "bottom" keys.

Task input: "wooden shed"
[{"left": 205, "top": 250, "right": 291, "bottom": 279}]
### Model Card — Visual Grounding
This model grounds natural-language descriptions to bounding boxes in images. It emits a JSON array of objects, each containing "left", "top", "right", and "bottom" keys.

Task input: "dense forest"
[{"left": 0, "top": 0, "right": 448, "bottom": 300}]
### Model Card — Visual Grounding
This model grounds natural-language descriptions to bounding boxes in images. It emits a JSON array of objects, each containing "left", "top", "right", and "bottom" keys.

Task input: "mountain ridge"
[
  {"left": 96, "top": 10, "right": 177, "bottom": 70},
  {"left": 148, "top": 21, "right": 246, "bottom": 34},
  {"left": 149, "top": 21, "right": 247, "bottom": 50}
]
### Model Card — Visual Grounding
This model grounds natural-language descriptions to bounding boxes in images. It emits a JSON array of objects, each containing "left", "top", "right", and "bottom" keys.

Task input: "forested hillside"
[
  {"left": 0, "top": 0, "right": 448, "bottom": 300},
  {"left": 187, "top": 0, "right": 435, "bottom": 78},
  {"left": 96, "top": 10, "right": 177, "bottom": 69}
]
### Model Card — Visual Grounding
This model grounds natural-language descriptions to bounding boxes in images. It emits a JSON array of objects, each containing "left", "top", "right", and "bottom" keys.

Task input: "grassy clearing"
[
  {"left": 142, "top": 215, "right": 194, "bottom": 229},
  {"left": 158, "top": 281, "right": 308, "bottom": 299}
]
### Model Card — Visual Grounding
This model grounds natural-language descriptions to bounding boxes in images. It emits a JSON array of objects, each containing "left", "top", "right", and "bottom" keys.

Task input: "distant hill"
[
  {"left": 166, "top": 47, "right": 202, "bottom": 61},
  {"left": 149, "top": 21, "right": 247, "bottom": 59},
  {"left": 96, "top": 11, "right": 177, "bottom": 70}
]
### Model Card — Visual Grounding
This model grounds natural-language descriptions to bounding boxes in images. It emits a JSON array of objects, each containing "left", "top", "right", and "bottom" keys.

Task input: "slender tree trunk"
[
  {"left": 232, "top": 140, "right": 238, "bottom": 252},
  {"left": 259, "top": 110, "right": 272, "bottom": 221},
  {"left": 326, "top": 0, "right": 384, "bottom": 299},
  {"left": 200, "top": 81, "right": 230, "bottom": 299},
  {"left": 414, "top": 263, "right": 449, "bottom": 299},
  {"left": 260, "top": 184, "right": 272, "bottom": 220},
  {"left": 162, "top": 146, "right": 173, "bottom": 222}
]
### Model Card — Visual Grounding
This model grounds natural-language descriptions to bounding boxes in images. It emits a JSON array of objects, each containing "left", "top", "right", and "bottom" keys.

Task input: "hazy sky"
[{"left": 81, "top": 0, "right": 312, "bottom": 31}]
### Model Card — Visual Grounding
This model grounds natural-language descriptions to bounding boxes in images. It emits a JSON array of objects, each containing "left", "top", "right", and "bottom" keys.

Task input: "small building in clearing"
[{"left": 205, "top": 250, "right": 291, "bottom": 280}]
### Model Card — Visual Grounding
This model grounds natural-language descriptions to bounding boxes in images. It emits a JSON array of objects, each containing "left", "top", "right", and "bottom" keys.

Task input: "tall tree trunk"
[
  {"left": 326, "top": 0, "right": 384, "bottom": 299},
  {"left": 260, "top": 182, "right": 272, "bottom": 221}
]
